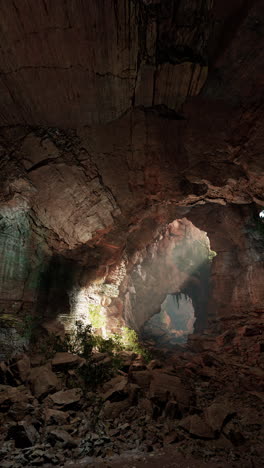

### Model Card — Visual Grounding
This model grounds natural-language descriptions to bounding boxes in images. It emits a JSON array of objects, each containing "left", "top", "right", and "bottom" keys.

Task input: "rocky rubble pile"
[{"left": 0, "top": 322, "right": 263, "bottom": 467}]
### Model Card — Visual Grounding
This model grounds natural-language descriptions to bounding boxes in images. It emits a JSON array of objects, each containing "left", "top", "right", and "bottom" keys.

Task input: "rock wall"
[
  {"left": 188, "top": 205, "right": 264, "bottom": 332},
  {"left": 0, "top": 127, "right": 263, "bottom": 356},
  {"left": 0, "top": 0, "right": 212, "bottom": 126},
  {"left": 0, "top": 0, "right": 263, "bottom": 355}
]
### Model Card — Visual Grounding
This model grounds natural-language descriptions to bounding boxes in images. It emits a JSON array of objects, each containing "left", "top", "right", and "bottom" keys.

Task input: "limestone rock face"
[
  {"left": 0, "top": 0, "right": 211, "bottom": 126},
  {"left": 0, "top": 0, "right": 263, "bottom": 356}
]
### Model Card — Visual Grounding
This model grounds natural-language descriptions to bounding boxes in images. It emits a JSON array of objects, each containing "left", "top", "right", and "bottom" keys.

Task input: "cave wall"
[
  {"left": 188, "top": 204, "right": 264, "bottom": 332},
  {"left": 0, "top": 0, "right": 212, "bottom": 126},
  {"left": 0, "top": 117, "right": 263, "bottom": 353},
  {"left": 0, "top": 0, "right": 263, "bottom": 354},
  {"left": 0, "top": 202, "right": 51, "bottom": 309}
]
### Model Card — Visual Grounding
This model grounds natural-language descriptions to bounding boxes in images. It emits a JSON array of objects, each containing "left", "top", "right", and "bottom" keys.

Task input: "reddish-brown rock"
[
  {"left": 29, "top": 364, "right": 60, "bottom": 399},
  {"left": 204, "top": 402, "right": 235, "bottom": 433},
  {"left": 49, "top": 388, "right": 82, "bottom": 406},
  {"left": 149, "top": 371, "right": 190, "bottom": 407},
  {"left": 180, "top": 414, "right": 214, "bottom": 439}
]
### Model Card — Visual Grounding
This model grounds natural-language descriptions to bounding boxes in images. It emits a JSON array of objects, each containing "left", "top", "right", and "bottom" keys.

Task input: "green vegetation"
[
  {"left": 0, "top": 314, "right": 21, "bottom": 329},
  {"left": 208, "top": 249, "right": 217, "bottom": 261},
  {"left": 88, "top": 303, "right": 105, "bottom": 329},
  {"left": 35, "top": 321, "right": 151, "bottom": 389},
  {"left": 121, "top": 327, "right": 151, "bottom": 362},
  {"left": 93, "top": 333, "right": 123, "bottom": 354},
  {"left": 55, "top": 321, "right": 95, "bottom": 358}
]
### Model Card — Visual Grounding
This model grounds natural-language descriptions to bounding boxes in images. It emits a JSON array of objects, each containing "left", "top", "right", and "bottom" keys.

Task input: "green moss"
[
  {"left": 0, "top": 314, "right": 22, "bottom": 328},
  {"left": 121, "top": 327, "right": 151, "bottom": 362},
  {"left": 208, "top": 249, "right": 217, "bottom": 261}
]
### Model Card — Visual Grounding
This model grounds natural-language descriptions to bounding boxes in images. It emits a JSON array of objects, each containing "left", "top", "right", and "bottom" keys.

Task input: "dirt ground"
[{"left": 63, "top": 447, "right": 256, "bottom": 468}]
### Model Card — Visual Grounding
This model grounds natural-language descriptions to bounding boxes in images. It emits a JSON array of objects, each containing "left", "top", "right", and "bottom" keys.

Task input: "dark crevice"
[
  {"left": 26, "top": 158, "right": 58, "bottom": 173},
  {"left": 156, "top": 44, "right": 208, "bottom": 66},
  {"left": 139, "top": 104, "right": 185, "bottom": 120}
]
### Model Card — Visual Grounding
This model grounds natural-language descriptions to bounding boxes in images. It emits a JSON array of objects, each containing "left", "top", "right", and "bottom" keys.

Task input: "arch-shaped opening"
[
  {"left": 142, "top": 292, "right": 195, "bottom": 346},
  {"left": 123, "top": 217, "right": 216, "bottom": 345}
]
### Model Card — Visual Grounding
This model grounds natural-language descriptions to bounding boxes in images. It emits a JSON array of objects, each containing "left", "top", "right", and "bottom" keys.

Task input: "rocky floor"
[{"left": 0, "top": 320, "right": 263, "bottom": 468}]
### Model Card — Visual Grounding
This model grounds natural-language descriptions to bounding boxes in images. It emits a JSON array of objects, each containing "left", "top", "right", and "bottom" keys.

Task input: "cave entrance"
[
  {"left": 128, "top": 218, "right": 216, "bottom": 347},
  {"left": 142, "top": 293, "right": 195, "bottom": 346}
]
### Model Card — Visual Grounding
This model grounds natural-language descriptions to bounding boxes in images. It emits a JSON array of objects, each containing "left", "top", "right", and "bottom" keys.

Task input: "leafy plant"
[
  {"left": 34, "top": 318, "right": 151, "bottom": 389},
  {"left": 88, "top": 304, "right": 105, "bottom": 329},
  {"left": 121, "top": 327, "right": 151, "bottom": 362},
  {"left": 93, "top": 333, "right": 123, "bottom": 354},
  {"left": 78, "top": 353, "right": 124, "bottom": 390},
  {"left": 55, "top": 321, "right": 95, "bottom": 359}
]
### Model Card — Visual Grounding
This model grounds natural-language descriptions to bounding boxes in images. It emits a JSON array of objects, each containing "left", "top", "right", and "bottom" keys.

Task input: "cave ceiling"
[{"left": 0, "top": 0, "right": 264, "bottom": 256}]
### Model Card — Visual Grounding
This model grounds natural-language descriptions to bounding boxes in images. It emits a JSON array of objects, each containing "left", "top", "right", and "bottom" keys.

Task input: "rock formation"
[{"left": 0, "top": 1, "right": 263, "bottom": 466}]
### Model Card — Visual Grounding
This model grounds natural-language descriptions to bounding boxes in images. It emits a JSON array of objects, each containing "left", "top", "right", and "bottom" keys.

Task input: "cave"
[
  {"left": 142, "top": 293, "right": 196, "bottom": 346},
  {"left": 0, "top": 1, "right": 264, "bottom": 467},
  {"left": 122, "top": 217, "right": 214, "bottom": 345}
]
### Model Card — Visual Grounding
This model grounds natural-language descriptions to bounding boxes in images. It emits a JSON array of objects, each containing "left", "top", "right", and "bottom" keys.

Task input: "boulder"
[
  {"left": 51, "top": 352, "right": 84, "bottom": 368},
  {"left": 118, "top": 351, "right": 136, "bottom": 369},
  {"left": 129, "top": 358, "right": 147, "bottom": 372},
  {"left": 138, "top": 398, "right": 153, "bottom": 415},
  {"left": 129, "top": 370, "right": 152, "bottom": 390},
  {"left": 30, "top": 354, "right": 47, "bottom": 368},
  {"left": 91, "top": 352, "right": 109, "bottom": 363},
  {"left": 179, "top": 414, "right": 214, "bottom": 439},
  {"left": 149, "top": 371, "right": 190, "bottom": 407},
  {"left": 126, "top": 382, "right": 140, "bottom": 404},
  {"left": 101, "top": 399, "right": 131, "bottom": 419},
  {"left": 204, "top": 401, "right": 235, "bottom": 433},
  {"left": 223, "top": 421, "right": 246, "bottom": 446},
  {"left": 15, "top": 354, "right": 31, "bottom": 382},
  {"left": 0, "top": 384, "right": 33, "bottom": 408},
  {"left": 29, "top": 364, "right": 60, "bottom": 399},
  {"left": 163, "top": 431, "right": 181, "bottom": 444},
  {"left": 147, "top": 360, "right": 162, "bottom": 370},
  {"left": 0, "top": 361, "right": 11, "bottom": 384},
  {"left": 101, "top": 377, "right": 128, "bottom": 402},
  {"left": 49, "top": 388, "right": 83, "bottom": 407},
  {"left": 47, "top": 429, "right": 78, "bottom": 448},
  {"left": 45, "top": 408, "right": 69, "bottom": 425},
  {"left": 41, "top": 320, "right": 65, "bottom": 338}
]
